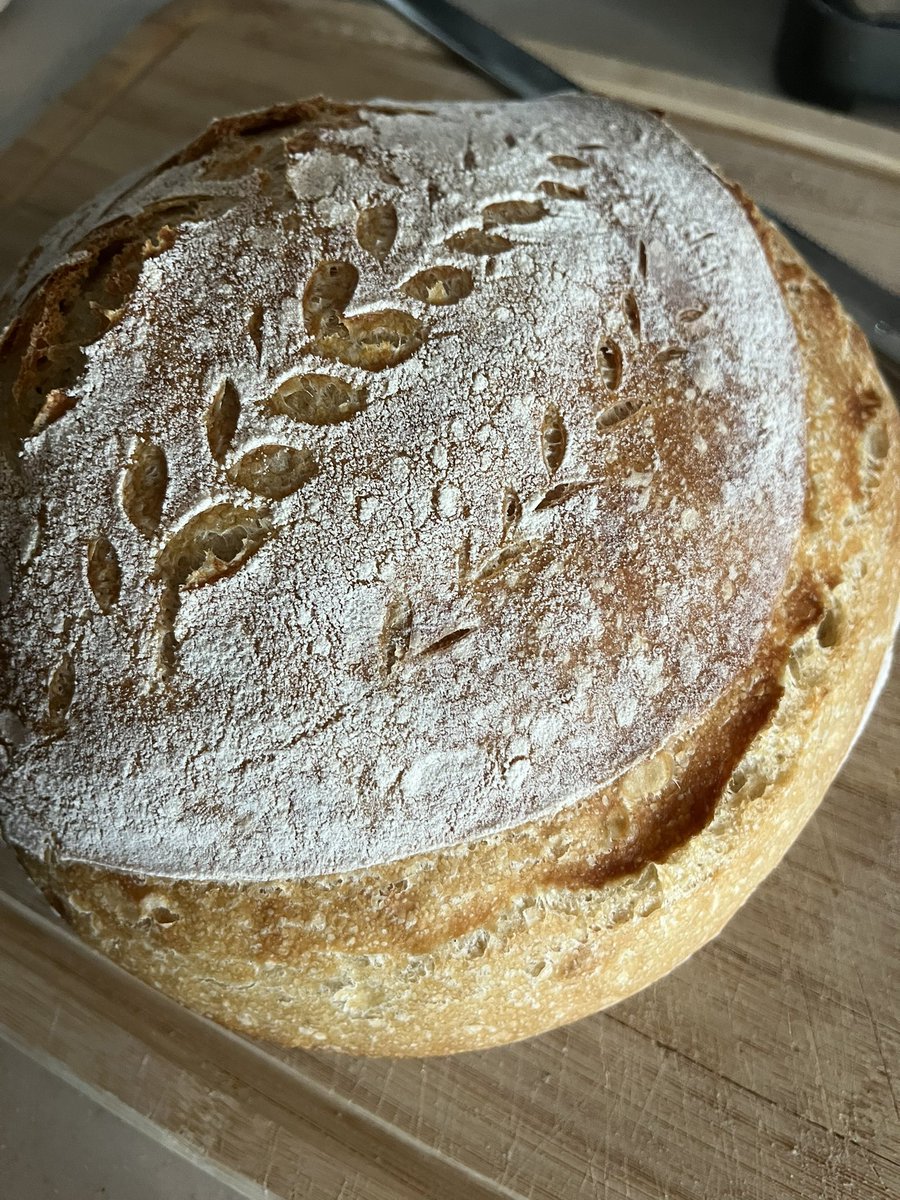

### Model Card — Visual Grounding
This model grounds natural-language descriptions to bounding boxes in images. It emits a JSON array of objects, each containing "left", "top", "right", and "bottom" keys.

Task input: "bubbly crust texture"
[
  {"left": 1, "top": 97, "right": 898, "bottom": 1057},
  {"left": 0, "top": 95, "right": 805, "bottom": 880}
]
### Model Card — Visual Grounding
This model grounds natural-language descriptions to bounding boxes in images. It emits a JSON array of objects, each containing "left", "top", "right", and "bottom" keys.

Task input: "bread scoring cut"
[
  {"left": 0, "top": 95, "right": 897, "bottom": 1056},
  {"left": 0, "top": 95, "right": 804, "bottom": 881}
]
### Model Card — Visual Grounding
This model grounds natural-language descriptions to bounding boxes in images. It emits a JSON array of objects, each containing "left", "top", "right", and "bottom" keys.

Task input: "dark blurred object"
[{"left": 776, "top": 0, "right": 900, "bottom": 108}]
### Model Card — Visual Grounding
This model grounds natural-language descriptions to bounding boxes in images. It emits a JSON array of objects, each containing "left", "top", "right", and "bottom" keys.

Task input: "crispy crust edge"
[{"left": 7, "top": 111, "right": 899, "bottom": 1057}]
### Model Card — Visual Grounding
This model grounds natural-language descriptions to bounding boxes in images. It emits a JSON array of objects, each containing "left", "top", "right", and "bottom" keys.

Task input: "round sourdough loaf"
[{"left": 0, "top": 95, "right": 897, "bottom": 1055}]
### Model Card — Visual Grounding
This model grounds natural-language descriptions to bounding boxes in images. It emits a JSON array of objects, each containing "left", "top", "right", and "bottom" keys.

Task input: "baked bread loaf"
[{"left": 0, "top": 95, "right": 897, "bottom": 1056}]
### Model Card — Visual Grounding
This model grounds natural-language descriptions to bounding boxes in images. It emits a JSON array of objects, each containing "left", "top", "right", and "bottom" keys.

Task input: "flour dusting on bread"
[{"left": 0, "top": 96, "right": 805, "bottom": 879}]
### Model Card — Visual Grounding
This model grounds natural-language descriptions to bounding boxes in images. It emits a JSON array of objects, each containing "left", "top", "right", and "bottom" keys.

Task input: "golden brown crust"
[
  {"left": 2, "top": 94, "right": 812, "bottom": 883},
  {"left": 7, "top": 111, "right": 900, "bottom": 1057}
]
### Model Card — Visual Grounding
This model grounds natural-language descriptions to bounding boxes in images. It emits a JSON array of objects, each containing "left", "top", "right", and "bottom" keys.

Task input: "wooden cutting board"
[{"left": 0, "top": 2, "right": 898, "bottom": 1197}]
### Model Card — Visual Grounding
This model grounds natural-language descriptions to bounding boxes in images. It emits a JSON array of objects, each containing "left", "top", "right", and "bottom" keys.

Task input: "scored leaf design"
[
  {"left": 156, "top": 503, "right": 272, "bottom": 589},
  {"left": 314, "top": 310, "right": 425, "bottom": 372},
  {"left": 533, "top": 481, "right": 594, "bottom": 511},
  {"left": 264, "top": 374, "right": 367, "bottom": 425},
  {"left": 154, "top": 583, "right": 180, "bottom": 680},
  {"left": 547, "top": 154, "right": 589, "bottom": 170},
  {"left": 302, "top": 260, "right": 359, "bottom": 335},
  {"left": 419, "top": 627, "right": 477, "bottom": 656},
  {"left": 678, "top": 306, "right": 706, "bottom": 324},
  {"left": 596, "top": 395, "right": 644, "bottom": 430},
  {"left": 86, "top": 534, "right": 121, "bottom": 613},
  {"left": 482, "top": 199, "right": 546, "bottom": 227},
  {"left": 540, "top": 403, "right": 567, "bottom": 475},
  {"left": 381, "top": 595, "right": 413, "bottom": 673},
  {"left": 623, "top": 290, "right": 641, "bottom": 339},
  {"left": 402, "top": 266, "right": 473, "bottom": 306},
  {"left": 47, "top": 652, "right": 75, "bottom": 720},
  {"left": 122, "top": 439, "right": 167, "bottom": 537},
  {"left": 637, "top": 239, "right": 648, "bottom": 279},
  {"left": 471, "top": 540, "right": 537, "bottom": 584},
  {"left": 538, "top": 180, "right": 587, "bottom": 201},
  {"left": 501, "top": 487, "right": 522, "bottom": 541},
  {"left": 656, "top": 346, "right": 687, "bottom": 365},
  {"left": 596, "top": 339, "right": 622, "bottom": 390},
  {"left": 206, "top": 379, "right": 240, "bottom": 463},
  {"left": 445, "top": 229, "right": 513, "bottom": 256},
  {"left": 356, "top": 203, "right": 398, "bottom": 263},
  {"left": 247, "top": 304, "right": 264, "bottom": 359},
  {"left": 227, "top": 444, "right": 318, "bottom": 500}
]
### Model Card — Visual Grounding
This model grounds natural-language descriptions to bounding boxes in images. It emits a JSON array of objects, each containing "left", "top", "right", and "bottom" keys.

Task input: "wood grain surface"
[{"left": 0, "top": 2, "right": 897, "bottom": 1197}]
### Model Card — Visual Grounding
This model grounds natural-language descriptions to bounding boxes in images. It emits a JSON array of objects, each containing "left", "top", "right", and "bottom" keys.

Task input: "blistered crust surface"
[{"left": 0, "top": 95, "right": 804, "bottom": 879}]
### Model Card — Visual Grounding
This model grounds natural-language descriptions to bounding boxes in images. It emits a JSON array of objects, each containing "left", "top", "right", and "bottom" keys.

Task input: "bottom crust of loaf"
[{"left": 17, "top": 203, "right": 900, "bottom": 1057}]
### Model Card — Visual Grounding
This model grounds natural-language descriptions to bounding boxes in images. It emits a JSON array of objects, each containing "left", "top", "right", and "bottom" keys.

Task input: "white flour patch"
[{"left": 0, "top": 96, "right": 804, "bottom": 880}]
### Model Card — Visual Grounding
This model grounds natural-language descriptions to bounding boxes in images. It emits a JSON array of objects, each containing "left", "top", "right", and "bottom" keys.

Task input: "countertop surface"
[
  {"left": 0, "top": 0, "right": 793, "bottom": 153},
  {"left": 0, "top": 2, "right": 895, "bottom": 1199}
]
